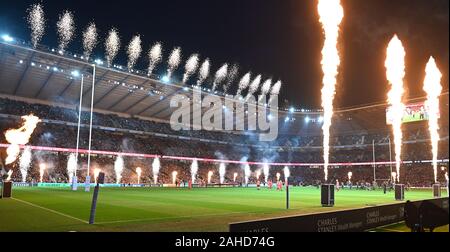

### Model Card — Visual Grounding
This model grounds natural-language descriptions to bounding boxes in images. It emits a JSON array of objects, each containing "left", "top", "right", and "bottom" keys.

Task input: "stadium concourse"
[{"left": 0, "top": 40, "right": 449, "bottom": 187}]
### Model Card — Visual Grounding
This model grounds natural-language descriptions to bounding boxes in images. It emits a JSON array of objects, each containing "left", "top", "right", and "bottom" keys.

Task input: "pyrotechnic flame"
[
  {"left": 276, "top": 172, "right": 281, "bottom": 181},
  {"left": 191, "top": 159, "right": 198, "bottom": 183},
  {"left": 56, "top": 10, "right": 75, "bottom": 53},
  {"left": 208, "top": 171, "right": 213, "bottom": 184},
  {"left": 197, "top": 58, "right": 210, "bottom": 86},
  {"left": 82, "top": 22, "right": 98, "bottom": 60},
  {"left": 219, "top": 163, "right": 226, "bottom": 184},
  {"left": 348, "top": 171, "right": 352, "bottom": 181},
  {"left": 39, "top": 163, "right": 46, "bottom": 183},
  {"left": 223, "top": 64, "right": 239, "bottom": 94},
  {"left": 67, "top": 153, "right": 77, "bottom": 183},
  {"left": 391, "top": 172, "right": 397, "bottom": 182},
  {"left": 183, "top": 54, "right": 200, "bottom": 83},
  {"left": 385, "top": 35, "right": 406, "bottom": 183},
  {"left": 244, "top": 164, "right": 251, "bottom": 184},
  {"left": 6, "top": 170, "right": 13, "bottom": 182},
  {"left": 105, "top": 28, "right": 120, "bottom": 67},
  {"left": 152, "top": 157, "right": 160, "bottom": 184},
  {"left": 284, "top": 166, "right": 290, "bottom": 180},
  {"left": 167, "top": 47, "right": 182, "bottom": 79},
  {"left": 233, "top": 172, "right": 238, "bottom": 182},
  {"left": 423, "top": 57, "right": 442, "bottom": 183},
  {"left": 263, "top": 164, "right": 270, "bottom": 183},
  {"left": 94, "top": 168, "right": 101, "bottom": 184},
  {"left": 318, "top": 0, "right": 344, "bottom": 182},
  {"left": 212, "top": 63, "right": 228, "bottom": 91},
  {"left": 27, "top": 3, "right": 45, "bottom": 48},
  {"left": 4, "top": 115, "right": 41, "bottom": 165},
  {"left": 245, "top": 74, "right": 262, "bottom": 101},
  {"left": 172, "top": 171, "right": 178, "bottom": 184},
  {"left": 19, "top": 147, "right": 32, "bottom": 182},
  {"left": 127, "top": 35, "right": 142, "bottom": 70},
  {"left": 236, "top": 72, "right": 251, "bottom": 96},
  {"left": 136, "top": 167, "right": 142, "bottom": 184},
  {"left": 148, "top": 42, "right": 163, "bottom": 76},
  {"left": 114, "top": 155, "right": 124, "bottom": 184}
]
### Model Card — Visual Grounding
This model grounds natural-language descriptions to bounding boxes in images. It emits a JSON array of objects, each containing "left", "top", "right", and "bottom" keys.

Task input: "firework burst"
[
  {"left": 105, "top": 28, "right": 120, "bottom": 67},
  {"left": 167, "top": 47, "right": 182, "bottom": 79},
  {"left": 183, "top": 54, "right": 200, "bottom": 83},
  {"left": 245, "top": 74, "right": 262, "bottom": 101},
  {"left": 223, "top": 64, "right": 239, "bottom": 94},
  {"left": 127, "top": 35, "right": 142, "bottom": 70},
  {"left": 197, "top": 58, "right": 210, "bottom": 86},
  {"left": 148, "top": 42, "right": 163, "bottom": 76},
  {"left": 27, "top": 3, "right": 46, "bottom": 48},
  {"left": 56, "top": 10, "right": 75, "bottom": 53},
  {"left": 236, "top": 72, "right": 251, "bottom": 96},
  {"left": 82, "top": 22, "right": 98, "bottom": 60},
  {"left": 212, "top": 63, "right": 228, "bottom": 91}
]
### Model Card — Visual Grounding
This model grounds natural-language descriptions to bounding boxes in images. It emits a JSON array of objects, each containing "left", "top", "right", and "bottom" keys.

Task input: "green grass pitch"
[{"left": 0, "top": 186, "right": 448, "bottom": 232}]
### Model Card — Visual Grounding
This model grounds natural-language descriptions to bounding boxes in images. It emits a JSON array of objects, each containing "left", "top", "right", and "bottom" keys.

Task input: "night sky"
[{"left": 0, "top": 0, "right": 448, "bottom": 109}]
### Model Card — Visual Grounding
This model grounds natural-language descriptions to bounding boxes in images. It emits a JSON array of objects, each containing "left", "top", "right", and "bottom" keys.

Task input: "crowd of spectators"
[{"left": 1, "top": 97, "right": 448, "bottom": 186}]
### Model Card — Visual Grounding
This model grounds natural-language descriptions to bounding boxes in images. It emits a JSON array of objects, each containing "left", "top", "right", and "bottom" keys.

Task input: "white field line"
[{"left": 11, "top": 197, "right": 88, "bottom": 224}]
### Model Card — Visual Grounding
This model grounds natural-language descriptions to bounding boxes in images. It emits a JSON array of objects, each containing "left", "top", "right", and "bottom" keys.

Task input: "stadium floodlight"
[
  {"left": 161, "top": 75, "right": 170, "bottom": 83},
  {"left": 289, "top": 107, "right": 295, "bottom": 113},
  {"left": 1, "top": 34, "right": 14, "bottom": 42},
  {"left": 268, "top": 114, "right": 273, "bottom": 121},
  {"left": 285, "top": 117, "right": 290, "bottom": 122},
  {"left": 19, "top": 60, "right": 23, "bottom": 64},
  {"left": 71, "top": 70, "right": 80, "bottom": 77},
  {"left": 305, "top": 116, "right": 310, "bottom": 123},
  {"left": 94, "top": 59, "right": 104, "bottom": 65},
  {"left": 53, "top": 67, "right": 58, "bottom": 72},
  {"left": 183, "top": 87, "right": 189, "bottom": 91}
]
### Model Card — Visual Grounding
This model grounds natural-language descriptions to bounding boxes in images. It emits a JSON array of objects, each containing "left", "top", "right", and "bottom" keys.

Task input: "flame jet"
[
  {"left": 317, "top": 0, "right": 344, "bottom": 181},
  {"left": 385, "top": 35, "right": 406, "bottom": 183},
  {"left": 423, "top": 57, "right": 442, "bottom": 183}
]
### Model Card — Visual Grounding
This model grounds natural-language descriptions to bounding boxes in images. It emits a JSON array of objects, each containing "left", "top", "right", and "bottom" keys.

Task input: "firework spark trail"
[
  {"left": 219, "top": 163, "right": 226, "bottom": 184},
  {"left": 423, "top": 57, "right": 442, "bottom": 183},
  {"left": 127, "top": 35, "right": 142, "bottom": 70},
  {"left": 212, "top": 63, "right": 228, "bottom": 91},
  {"left": 284, "top": 166, "right": 290, "bottom": 180},
  {"left": 152, "top": 157, "right": 160, "bottom": 184},
  {"left": 183, "top": 54, "right": 200, "bottom": 83},
  {"left": 385, "top": 35, "right": 406, "bottom": 183},
  {"left": 197, "top": 58, "right": 210, "bottom": 86},
  {"left": 56, "top": 10, "right": 75, "bottom": 53},
  {"left": 105, "top": 28, "right": 120, "bottom": 67},
  {"left": 191, "top": 159, "right": 198, "bottom": 183},
  {"left": 4, "top": 115, "right": 41, "bottom": 165},
  {"left": 27, "top": 3, "right": 45, "bottom": 48},
  {"left": 245, "top": 74, "right": 262, "bottom": 101},
  {"left": 114, "top": 155, "right": 124, "bottom": 184},
  {"left": 318, "top": 0, "right": 344, "bottom": 181},
  {"left": 259, "top": 78, "right": 272, "bottom": 103},
  {"left": 167, "top": 47, "right": 182, "bottom": 79},
  {"left": 67, "top": 153, "right": 77, "bottom": 183},
  {"left": 148, "top": 42, "right": 163, "bottom": 76},
  {"left": 236, "top": 72, "right": 251, "bottom": 97},
  {"left": 223, "top": 64, "right": 239, "bottom": 94},
  {"left": 268, "top": 80, "right": 282, "bottom": 104},
  {"left": 19, "top": 147, "right": 32, "bottom": 182},
  {"left": 263, "top": 163, "right": 270, "bottom": 183},
  {"left": 82, "top": 22, "right": 98, "bottom": 60},
  {"left": 244, "top": 164, "right": 251, "bottom": 185}
]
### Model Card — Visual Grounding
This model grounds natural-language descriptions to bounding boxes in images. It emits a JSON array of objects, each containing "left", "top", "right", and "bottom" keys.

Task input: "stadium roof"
[{"left": 0, "top": 41, "right": 448, "bottom": 136}]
